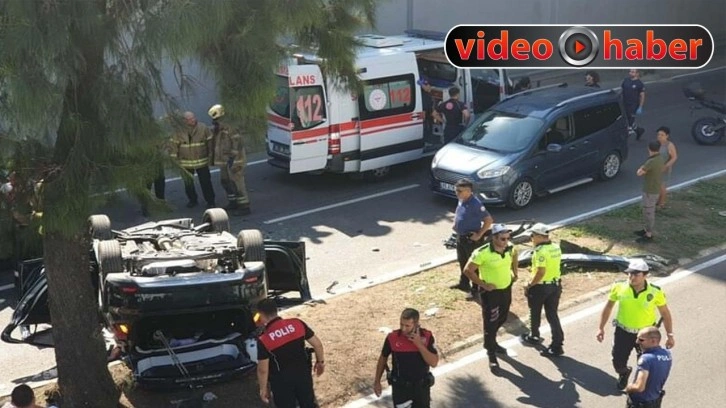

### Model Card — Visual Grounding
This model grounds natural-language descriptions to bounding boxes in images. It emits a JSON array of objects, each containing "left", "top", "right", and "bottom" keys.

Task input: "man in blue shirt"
[
  {"left": 451, "top": 178, "right": 493, "bottom": 297},
  {"left": 625, "top": 326, "right": 672, "bottom": 408},
  {"left": 621, "top": 69, "right": 646, "bottom": 140}
]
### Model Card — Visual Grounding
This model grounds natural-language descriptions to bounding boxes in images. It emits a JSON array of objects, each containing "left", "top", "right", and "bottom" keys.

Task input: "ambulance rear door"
[
  {"left": 356, "top": 53, "right": 423, "bottom": 172},
  {"left": 268, "top": 64, "right": 329, "bottom": 174}
]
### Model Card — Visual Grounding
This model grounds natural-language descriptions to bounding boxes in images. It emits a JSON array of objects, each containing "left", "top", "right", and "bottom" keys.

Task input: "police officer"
[
  {"left": 463, "top": 224, "right": 519, "bottom": 369},
  {"left": 373, "top": 308, "right": 439, "bottom": 408},
  {"left": 597, "top": 259, "right": 674, "bottom": 390},
  {"left": 451, "top": 178, "right": 493, "bottom": 297},
  {"left": 520, "top": 223, "right": 565, "bottom": 357},
  {"left": 621, "top": 69, "right": 646, "bottom": 139},
  {"left": 256, "top": 298, "right": 325, "bottom": 408},
  {"left": 417, "top": 78, "right": 436, "bottom": 146},
  {"left": 625, "top": 326, "right": 672, "bottom": 408},
  {"left": 208, "top": 104, "right": 251, "bottom": 215},
  {"left": 169, "top": 111, "right": 216, "bottom": 208},
  {"left": 433, "top": 86, "right": 470, "bottom": 144}
]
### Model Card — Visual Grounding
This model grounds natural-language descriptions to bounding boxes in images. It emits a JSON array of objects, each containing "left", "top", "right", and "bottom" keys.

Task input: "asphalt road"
[
  {"left": 0, "top": 67, "right": 724, "bottom": 395},
  {"left": 349, "top": 251, "right": 726, "bottom": 408}
]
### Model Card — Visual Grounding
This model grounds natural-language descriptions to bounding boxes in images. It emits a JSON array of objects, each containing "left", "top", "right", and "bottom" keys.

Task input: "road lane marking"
[
  {"left": 344, "top": 253, "right": 726, "bottom": 408},
  {"left": 263, "top": 184, "right": 421, "bottom": 224},
  {"left": 670, "top": 66, "right": 726, "bottom": 80},
  {"left": 0, "top": 283, "right": 14, "bottom": 292}
]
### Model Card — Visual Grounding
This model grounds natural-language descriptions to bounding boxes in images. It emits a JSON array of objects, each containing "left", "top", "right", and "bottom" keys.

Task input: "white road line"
[
  {"left": 0, "top": 283, "right": 14, "bottom": 292},
  {"left": 344, "top": 253, "right": 726, "bottom": 408},
  {"left": 263, "top": 184, "right": 421, "bottom": 224},
  {"left": 669, "top": 66, "right": 726, "bottom": 80}
]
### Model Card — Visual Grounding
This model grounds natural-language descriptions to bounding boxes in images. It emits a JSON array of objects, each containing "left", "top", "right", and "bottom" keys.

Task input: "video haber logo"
[{"left": 445, "top": 25, "right": 714, "bottom": 69}]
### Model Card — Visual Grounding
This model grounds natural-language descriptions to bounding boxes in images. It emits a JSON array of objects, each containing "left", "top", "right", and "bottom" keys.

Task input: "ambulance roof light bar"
[
  {"left": 357, "top": 34, "right": 405, "bottom": 48},
  {"left": 404, "top": 29, "right": 447, "bottom": 42}
]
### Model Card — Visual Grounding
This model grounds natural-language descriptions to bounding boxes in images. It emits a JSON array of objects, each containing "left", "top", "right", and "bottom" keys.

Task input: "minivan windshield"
[{"left": 456, "top": 110, "right": 544, "bottom": 153}]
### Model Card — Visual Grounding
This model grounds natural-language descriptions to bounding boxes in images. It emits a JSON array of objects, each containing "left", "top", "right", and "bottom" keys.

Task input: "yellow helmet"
[{"left": 208, "top": 104, "right": 225, "bottom": 119}]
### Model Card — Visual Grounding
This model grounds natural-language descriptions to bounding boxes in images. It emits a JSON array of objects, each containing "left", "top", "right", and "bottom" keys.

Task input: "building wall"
[{"left": 373, "top": 0, "right": 726, "bottom": 42}]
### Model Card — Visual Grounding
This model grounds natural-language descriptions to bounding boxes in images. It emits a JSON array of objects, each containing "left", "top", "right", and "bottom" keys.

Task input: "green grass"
[{"left": 556, "top": 176, "right": 726, "bottom": 262}]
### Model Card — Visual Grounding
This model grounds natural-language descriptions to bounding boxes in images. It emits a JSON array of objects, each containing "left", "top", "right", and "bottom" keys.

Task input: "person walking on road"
[
  {"left": 463, "top": 224, "right": 519, "bottom": 369},
  {"left": 373, "top": 308, "right": 439, "bottom": 408},
  {"left": 208, "top": 104, "right": 251, "bottom": 215},
  {"left": 596, "top": 259, "right": 674, "bottom": 391},
  {"left": 585, "top": 70, "right": 601, "bottom": 88},
  {"left": 255, "top": 298, "right": 325, "bottom": 408},
  {"left": 451, "top": 178, "right": 494, "bottom": 298},
  {"left": 621, "top": 69, "right": 646, "bottom": 140},
  {"left": 625, "top": 326, "right": 672, "bottom": 408},
  {"left": 520, "top": 223, "right": 565, "bottom": 357},
  {"left": 655, "top": 126, "right": 678, "bottom": 210},
  {"left": 170, "top": 111, "right": 216, "bottom": 209},
  {"left": 635, "top": 140, "right": 665, "bottom": 243}
]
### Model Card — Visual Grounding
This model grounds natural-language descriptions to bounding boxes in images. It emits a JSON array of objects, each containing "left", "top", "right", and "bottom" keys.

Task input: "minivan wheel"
[
  {"left": 599, "top": 152, "right": 621, "bottom": 181},
  {"left": 507, "top": 179, "right": 534, "bottom": 209}
]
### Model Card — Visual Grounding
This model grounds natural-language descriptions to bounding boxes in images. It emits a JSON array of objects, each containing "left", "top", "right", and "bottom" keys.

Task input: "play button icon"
[{"left": 559, "top": 27, "right": 600, "bottom": 67}]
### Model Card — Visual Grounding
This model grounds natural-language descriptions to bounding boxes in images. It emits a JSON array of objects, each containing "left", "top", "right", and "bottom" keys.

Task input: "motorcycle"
[{"left": 684, "top": 82, "right": 726, "bottom": 145}]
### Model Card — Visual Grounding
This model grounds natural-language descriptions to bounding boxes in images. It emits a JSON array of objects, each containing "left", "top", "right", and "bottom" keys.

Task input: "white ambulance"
[{"left": 266, "top": 30, "right": 510, "bottom": 178}]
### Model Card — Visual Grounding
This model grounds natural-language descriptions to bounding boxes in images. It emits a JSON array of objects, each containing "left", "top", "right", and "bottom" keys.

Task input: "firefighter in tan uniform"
[
  {"left": 170, "top": 111, "right": 216, "bottom": 208},
  {"left": 208, "top": 104, "right": 250, "bottom": 215}
]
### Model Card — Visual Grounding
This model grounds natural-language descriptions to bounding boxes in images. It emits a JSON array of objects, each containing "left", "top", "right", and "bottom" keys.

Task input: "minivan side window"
[
  {"left": 539, "top": 115, "right": 573, "bottom": 150},
  {"left": 573, "top": 102, "right": 621, "bottom": 139},
  {"left": 358, "top": 74, "right": 416, "bottom": 121}
]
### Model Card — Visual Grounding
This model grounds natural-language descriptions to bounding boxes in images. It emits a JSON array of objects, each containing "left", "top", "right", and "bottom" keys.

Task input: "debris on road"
[
  {"left": 424, "top": 307, "right": 439, "bottom": 317},
  {"left": 326, "top": 280, "right": 339, "bottom": 294}
]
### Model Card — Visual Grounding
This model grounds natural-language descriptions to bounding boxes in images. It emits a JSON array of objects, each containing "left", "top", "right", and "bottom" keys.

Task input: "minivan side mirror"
[{"left": 546, "top": 143, "right": 562, "bottom": 153}]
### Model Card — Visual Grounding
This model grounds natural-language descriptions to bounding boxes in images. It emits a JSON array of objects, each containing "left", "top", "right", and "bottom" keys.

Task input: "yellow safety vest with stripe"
[
  {"left": 608, "top": 281, "right": 666, "bottom": 331},
  {"left": 213, "top": 123, "right": 246, "bottom": 167},
  {"left": 469, "top": 243, "right": 516, "bottom": 289},
  {"left": 170, "top": 123, "right": 213, "bottom": 169},
  {"left": 530, "top": 242, "right": 562, "bottom": 283}
]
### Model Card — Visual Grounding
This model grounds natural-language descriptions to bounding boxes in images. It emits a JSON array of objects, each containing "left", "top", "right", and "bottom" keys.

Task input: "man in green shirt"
[
  {"left": 520, "top": 223, "right": 565, "bottom": 357},
  {"left": 463, "top": 224, "right": 519, "bottom": 369},
  {"left": 596, "top": 259, "right": 674, "bottom": 390},
  {"left": 635, "top": 140, "right": 664, "bottom": 243}
]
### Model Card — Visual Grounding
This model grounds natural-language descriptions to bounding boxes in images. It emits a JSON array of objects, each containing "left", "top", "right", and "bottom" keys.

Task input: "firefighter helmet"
[{"left": 208, "top": 104, "right": 225, "bottom": 119}]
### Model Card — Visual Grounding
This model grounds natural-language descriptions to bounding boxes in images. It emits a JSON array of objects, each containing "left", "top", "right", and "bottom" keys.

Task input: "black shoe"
[
  {"left": 450, "top": 283, "right": 471, "bottom": 292},
  {"left": 617, "top": 367, "right": 632, "bottom": 390},
  {"left": 494, "top": 344, "right": 508, "bottom": 355},
  {"left": 633, "top": 229, "right": 647, "bottom": 237},
  {"left": 540, "top": 347, "right": 564, "bottom": 357},
  {"left": 635, "top": 235, "right": 653, "bottom": 243},
  {"left": 521, "top": 334, "right": 544, "bottom": 345},
  {"left": 186, "top": 201, "right": 198, "bottom": 208},
  {"left": 487, "top": 353, "right": 499, "bottom": 369}
]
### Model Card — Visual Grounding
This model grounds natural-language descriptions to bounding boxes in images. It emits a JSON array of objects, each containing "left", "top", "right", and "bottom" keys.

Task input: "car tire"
[
  {"left": 203, "top": 208, "right": 230, "bottom": 233},
  {"left": 88, "top": 215, "right": 112, "bottom": 240},
  {"left": 237, "top": 229, "right": 265, "bottom": 263},
  {"left": 97, "top": 240, "right": 123, "bottom": 274},
  {"left": 599, "top": 151, "right": 622, "bottom": 181},
  {"left": 506, "top": 178, "right": 534, "bottom": 209},
  {"left": 692, "top": 117, "right": 724, "bottom": 145}
]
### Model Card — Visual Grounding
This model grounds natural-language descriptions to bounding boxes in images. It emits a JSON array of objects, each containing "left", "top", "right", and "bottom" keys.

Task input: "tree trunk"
[{"left": 42, "top": 224, "right": 119, "bottom": 407}]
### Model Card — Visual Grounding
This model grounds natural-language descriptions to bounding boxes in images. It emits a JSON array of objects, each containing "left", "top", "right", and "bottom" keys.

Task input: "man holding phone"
[{"left": 373, "top": 308, "right": 439, "bottom": 408}]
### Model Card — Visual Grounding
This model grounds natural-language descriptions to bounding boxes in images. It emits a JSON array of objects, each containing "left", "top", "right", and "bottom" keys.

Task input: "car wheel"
[
  {"left": 506, "top": 179, "right": 534, "bottom": 209},
  {"left": 88, "top": 215, "right": 112, "bottom": 240},
  {"left": 237, "top": 229, "right": 265, "bottom": 263},
  {"left": 599, "top": 151, "right": 621, "bottom": 181},
  {"left": 203, "top": 208, "right": 230, "bottom": 233},
  {"left": 692, "top": 117, "right": 724, "bottom": 145},
  {"left": 97, "top": 240, "right": 123, "bottom": 274}
]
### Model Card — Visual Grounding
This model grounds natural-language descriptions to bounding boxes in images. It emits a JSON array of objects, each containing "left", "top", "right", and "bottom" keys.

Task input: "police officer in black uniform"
[
  {"left": 373, "top": 308, "right": 439, "bottom": 408},
  {"left": 418, "top": 78, "right": 436, "bottom": 146},
  {"left": 256, "top": 298, "right": 325, "bottom": 408},
  {"left": 433, "top": 86, "right": 470, "bottom": 144},
  {"left": 452, "top": 178, "right": 493, "bottom": 297}
]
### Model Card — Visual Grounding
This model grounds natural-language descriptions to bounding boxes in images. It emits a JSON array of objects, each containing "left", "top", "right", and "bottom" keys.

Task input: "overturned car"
[{"left": 2, "top": 208, "right": 312, "bottom": 390}]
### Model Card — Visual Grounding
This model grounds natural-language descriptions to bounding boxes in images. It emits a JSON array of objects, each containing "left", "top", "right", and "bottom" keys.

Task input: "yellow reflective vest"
[{"left": 170, "top": 122, "right": 213, "bottom": 169}]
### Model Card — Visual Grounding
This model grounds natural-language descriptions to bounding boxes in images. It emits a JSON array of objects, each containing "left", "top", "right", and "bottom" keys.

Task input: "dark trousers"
[
  {"left": 479, "top": 285, "right": 512, "bottom": 353},
  {"left": 270, "top": 371, "right": 318, "bottom": 408},
  {"left": 456, "top": 235, "right": 484, "bottom": 288},
  {"left": 183, "top": 166, "right": 215, "bottom": 206},
  {"left": 527, "top": 283, "right": 564, "bottom": 348},
  {"left": 146, "top": 168, "right": 165, "bottom": 200},
  {"left": 613, "top": 327, "right": 643, "bottom": 374},
  {"left": 443, "top": 125, "right": 463, "bottom": 144},
  {"left": 392, "top": 382, "right": 431, "bottom": 408},
  {"left": 627, "top": 391, "right": 665, "bottom": 408},
  {"left": 423, "top": 118, "right": 435, "bottom": 144}
]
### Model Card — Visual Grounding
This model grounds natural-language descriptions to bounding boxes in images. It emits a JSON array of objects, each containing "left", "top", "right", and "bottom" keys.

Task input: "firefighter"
[
  {"left": 256, "top": 298, "right": 324, "bottom": 408},
  {"left": 208, "top": 104, "right": 250, "bottom": 215},
  {"left": 169, "top": 111, "right": 216, "bottom": 209}
]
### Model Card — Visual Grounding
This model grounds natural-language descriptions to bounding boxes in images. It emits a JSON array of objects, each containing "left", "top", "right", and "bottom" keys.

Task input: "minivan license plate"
[{"left": 440, "top": 182, "right": 455, "bottom": 192}]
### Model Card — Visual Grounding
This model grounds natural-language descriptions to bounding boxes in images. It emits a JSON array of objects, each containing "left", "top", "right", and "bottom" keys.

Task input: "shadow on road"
[
  {"left": 12, "top": 365, "right": 57, "bottom": 385},
  {"left": 496, "top": 354, "right": 581, "bottom": 408},
  {"left": 547, "top": 355, "right": 622, "bottom": 398},
  {"left": 434, "top": 373, "right": 504, "bottom": 408}
]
